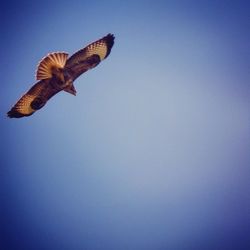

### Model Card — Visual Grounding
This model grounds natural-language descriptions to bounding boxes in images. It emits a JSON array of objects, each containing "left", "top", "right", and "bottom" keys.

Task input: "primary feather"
[{"left": 7, "top": 34, "right": 115, "bottom": 118}]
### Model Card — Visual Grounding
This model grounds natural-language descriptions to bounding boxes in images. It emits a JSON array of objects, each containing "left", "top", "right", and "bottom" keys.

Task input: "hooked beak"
[{"left": 64, "top": 84, "right": 77, "bottom": 96}]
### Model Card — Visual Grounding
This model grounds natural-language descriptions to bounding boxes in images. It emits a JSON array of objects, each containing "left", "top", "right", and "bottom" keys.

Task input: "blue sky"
[{"left": 1, "top": 0, "right": 250, "bottom": 249}]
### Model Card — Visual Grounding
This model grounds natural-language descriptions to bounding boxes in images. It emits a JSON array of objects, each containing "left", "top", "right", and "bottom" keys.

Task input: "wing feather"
[
  {"left": 64, "top": 34, "right": 115, "bottom": 81},
  {"left": 7, "top": 79, "right": 61, "bottom": 118}
]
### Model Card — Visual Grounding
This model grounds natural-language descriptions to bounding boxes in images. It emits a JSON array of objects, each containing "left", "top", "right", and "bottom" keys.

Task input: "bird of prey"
[{"left": 7, "top": 34, "right": 115, "bottom": 118}]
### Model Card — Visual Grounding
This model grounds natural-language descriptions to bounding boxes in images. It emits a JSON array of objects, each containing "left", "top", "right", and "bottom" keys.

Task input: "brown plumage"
[{"left": 7, "top": 34, "right": 115, "bottom": 118}]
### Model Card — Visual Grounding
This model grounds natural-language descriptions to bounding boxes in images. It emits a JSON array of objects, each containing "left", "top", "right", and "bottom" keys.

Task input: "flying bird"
[{"left": 7, "top": 34, "right": 115, "bottom": 118}]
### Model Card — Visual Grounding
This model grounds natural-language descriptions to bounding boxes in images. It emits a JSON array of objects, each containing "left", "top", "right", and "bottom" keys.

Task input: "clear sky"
[{"left": 1, "top": 0, "right": 250, "bottom": 249}]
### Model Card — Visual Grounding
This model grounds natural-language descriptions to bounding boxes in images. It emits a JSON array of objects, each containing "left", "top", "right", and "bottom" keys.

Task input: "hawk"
[{"left": 7, "top": 34, "right": 115, "bottom": 118}]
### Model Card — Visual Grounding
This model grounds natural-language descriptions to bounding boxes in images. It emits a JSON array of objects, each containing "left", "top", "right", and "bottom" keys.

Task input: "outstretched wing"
[
  {"left": 64, "top": 34, "right": 115, "bottom": 81},
  {"left": 7, "top": 79, "right": 61, "bottom": 118},
  {"left": 7, "top": 34, "right": 115, "bottom": 118}
]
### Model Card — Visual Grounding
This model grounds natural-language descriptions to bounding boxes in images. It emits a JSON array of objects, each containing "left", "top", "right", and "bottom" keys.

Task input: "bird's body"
[{"left": 7, "top": 34, "right": 115, "bottom": 118}]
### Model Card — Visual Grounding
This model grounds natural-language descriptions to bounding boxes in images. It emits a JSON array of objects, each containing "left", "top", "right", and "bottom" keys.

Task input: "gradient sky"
[{"left": 1, "top": 1, "right": 250, "bottom": 249}]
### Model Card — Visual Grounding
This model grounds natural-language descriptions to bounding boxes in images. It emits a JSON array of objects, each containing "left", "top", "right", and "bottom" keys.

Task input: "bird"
[{"left": 7, "top": 33, "right": 115, "bottom": 118}]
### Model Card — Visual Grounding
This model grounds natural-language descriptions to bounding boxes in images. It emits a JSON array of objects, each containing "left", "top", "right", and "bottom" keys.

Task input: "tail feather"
[{"left": 36, "top": 52, "right": 68, "bottom": 80}]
